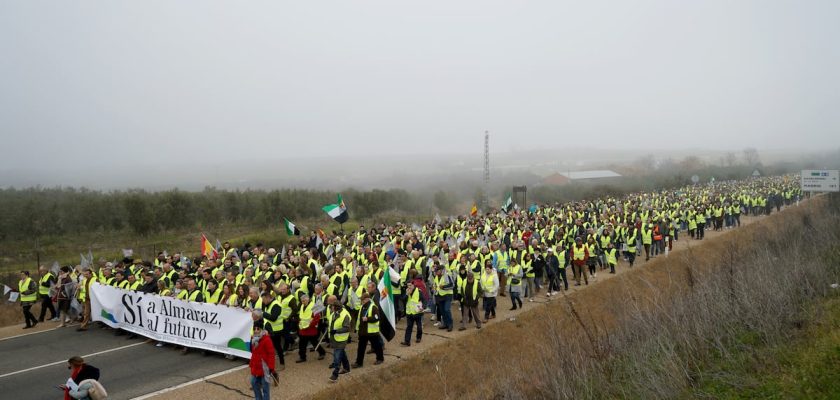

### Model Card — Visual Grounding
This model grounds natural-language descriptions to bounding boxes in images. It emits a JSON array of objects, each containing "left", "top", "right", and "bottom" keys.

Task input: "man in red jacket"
[{"left": 250, "top": 323, "right": 276, "bottom": 400}]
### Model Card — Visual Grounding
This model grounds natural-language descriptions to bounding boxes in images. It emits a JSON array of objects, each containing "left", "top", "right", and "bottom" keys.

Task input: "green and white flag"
[
  {"left": 322, "top": 194, "right": 349, "bottom": 224},
  {"left": 502, "top": 193, "right": 513, "bottom": 213},
  {"left": 376, "top": 266, "right": 398, "bottom": 341},
  {"left": 283, "top": 218, "right": 300, "bottom": 236}
]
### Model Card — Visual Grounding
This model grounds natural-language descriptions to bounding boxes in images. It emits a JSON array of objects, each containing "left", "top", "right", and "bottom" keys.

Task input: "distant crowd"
[{"left": 17, "top": 175, "right": 801, "bottom": 389}]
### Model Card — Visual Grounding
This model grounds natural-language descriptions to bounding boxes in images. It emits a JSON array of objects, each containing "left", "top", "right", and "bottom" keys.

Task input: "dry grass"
[{"left": 312, "top": 195, "right": 840, "bottom": 400}]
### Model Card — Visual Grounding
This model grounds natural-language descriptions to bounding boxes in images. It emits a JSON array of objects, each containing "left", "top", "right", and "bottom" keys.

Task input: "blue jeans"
[
  {"left": 439, "top": 294, "right": 453, "bottom": 329},
  {"left": 251, "top": 375, "right": 270, "bottom": 400},
  {"left": 332, "top": 347, "right": 350, "bottom": 378}
]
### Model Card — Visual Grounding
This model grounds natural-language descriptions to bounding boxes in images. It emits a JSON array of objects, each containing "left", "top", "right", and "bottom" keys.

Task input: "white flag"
[
  {"left": 2, "top": 285, "right": 10, "bottom": 295},
  {"left": 8, "top": 291, "right": 19, "bottom": 302}
]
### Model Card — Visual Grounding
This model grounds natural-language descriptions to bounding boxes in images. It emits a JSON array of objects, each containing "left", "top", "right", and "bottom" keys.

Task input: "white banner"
[{"left": 89, "top": 283, "right": 252, "bottom": 358}]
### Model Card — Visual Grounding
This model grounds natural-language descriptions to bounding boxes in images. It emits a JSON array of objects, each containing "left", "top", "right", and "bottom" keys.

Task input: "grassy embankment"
[{"left": 311, "top": 194, "right": 840, "bottom": 400}]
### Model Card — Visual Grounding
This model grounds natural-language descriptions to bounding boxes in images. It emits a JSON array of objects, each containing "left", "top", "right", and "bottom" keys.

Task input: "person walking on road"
[
  {"left": 459, "top": 271, "right": 482, "bottom": 330},
  {"left": 249, "top": 323, "right": 276, "bottom": 400},
  {"left": 353, "top": 291, "right": 384, "bottom": 368},
  {"left": 328, "top": 301, "right": 352, "bottom": 382},
  {"left": 571, "top": 237, "right": 589, "bottom": 286},
  {"left": 401, "top": 281, "right": 424, "bottom": 346},
  {"left": 37, "top": 265, "right": 58, "bottom": 322},
  {"left": 57, "top": 266, "right": 74, "bottom": 327},
  {"left": 76, "top": 268, "right": 97, "bottom": 332},
  {"left": 481, "top": 263, "right": 499, "bottom": 320},
  {"left": 19, "top": 271, "right": 38, "bottom": 329}
]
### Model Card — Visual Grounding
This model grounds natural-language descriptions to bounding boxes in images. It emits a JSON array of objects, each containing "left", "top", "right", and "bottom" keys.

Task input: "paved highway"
[{"left": 0, "top": 325, "right": 247, "bottom": 400}]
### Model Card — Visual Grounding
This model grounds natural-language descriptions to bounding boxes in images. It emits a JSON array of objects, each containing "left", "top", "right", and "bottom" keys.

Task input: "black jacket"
[
  {"left": 357, "top": 302, "right": 380, "bottom": 336},
  {"left": 74, "top": 364, "right": 100, "bottom": 383}
]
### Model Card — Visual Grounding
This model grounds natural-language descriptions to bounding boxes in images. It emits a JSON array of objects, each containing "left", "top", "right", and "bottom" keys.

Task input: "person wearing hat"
[{"left": 249, "top": 322, "right": 276, "bottom": 400}]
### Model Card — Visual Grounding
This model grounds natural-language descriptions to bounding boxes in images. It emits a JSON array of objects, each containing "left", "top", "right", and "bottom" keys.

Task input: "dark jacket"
[
  {"left": 75, "top": 364, "right": 100, "bottom": 383},
  {"left": 139, "top": 280, "right": 158, "bottom": 294},
  {"left": 532, "top": 255, "right": 546, "bottom": 278},
  {"left": 460, "top": 278, "right": 482, "bottom": 307},
  {"left": 357, "top": 302, "right": 380, "bottom": 336},
  {"left": 546, "top": 254, "right": 560, "bottom": 278}
]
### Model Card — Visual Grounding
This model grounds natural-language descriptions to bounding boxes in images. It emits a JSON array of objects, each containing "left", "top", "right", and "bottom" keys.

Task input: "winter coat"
[{"left": 249, "top": 332, "right": 276, "bottom": 377}]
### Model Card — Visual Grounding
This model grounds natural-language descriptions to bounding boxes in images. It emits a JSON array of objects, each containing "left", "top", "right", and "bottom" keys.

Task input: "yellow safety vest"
[
  {"left": 460, "top": 278, "right": 479, "bottom": 300},
  {"left": 435, "top": 274, "right": 453, "bottom": 296},
  {"left": 406, "top": 289, "right": 422, "bottom": 315},
  {"left": 298, "top": 301, "right": 315, "bottom": 330},
  {"left": 187, "top": 289, "right": 202, "bottom": 302},
  {"left": 332, "top": 308, "right": 351, "bottom": 343},
  {"left": 226, "top": 293, "right": 239, "bottom": 307},
  {"left": 573, "top": 245, "right": 586, "bottom": 260},
  {"left": 356, "top": 303, "right": 380, "bottom": 334},
  {"left": 38, "top": 273, "right": 53, "bottom": 296},
  {"left": 78, "top": 275, "right": 97, "bottom": 301},
  {"left": 605, "top": 248, "right": 617, "bottom": 265},
  {"left": 19, "top": 278, "right": 37, "bottom": 303},
  {"left": 279, "top": 295, "right": 294, "bottom": 321},
  {"left": 264, "top": 300, "right": 284, "bottom": 332},
  {"left": 523, "top": 260, "right": 534, "bottom": 278},
  {"left": 481, "top": 272, "right": 495, "bottom": 293},
  {"left": 206, "top": 288, "right": 222, "bottom": 304}
]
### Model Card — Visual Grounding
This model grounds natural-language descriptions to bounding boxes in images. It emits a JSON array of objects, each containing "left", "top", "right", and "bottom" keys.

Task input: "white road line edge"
[
  {"left": 0, "top": 341, "right": 146, "bottom": 379},
  {"left": 0, "top": 326, "right": 60, "bottom": 342},
  {"left": 132, "top": 364, "right": 249, "bottom": 400}
]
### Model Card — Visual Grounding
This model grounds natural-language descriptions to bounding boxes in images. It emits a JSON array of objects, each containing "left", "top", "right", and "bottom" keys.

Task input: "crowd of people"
[{"left": 17, "top": 175, "right": 801, "bottom": 391}]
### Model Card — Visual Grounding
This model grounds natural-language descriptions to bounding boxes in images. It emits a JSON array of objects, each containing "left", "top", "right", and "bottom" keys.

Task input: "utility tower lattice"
[{"left": 483, "top": 131, "right": 490, "bottom": 209}]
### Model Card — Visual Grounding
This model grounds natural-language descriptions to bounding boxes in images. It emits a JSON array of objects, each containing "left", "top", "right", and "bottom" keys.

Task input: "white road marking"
[
  {"left": 132, "top": 364, "right": 249, "bottom": 400},
  {"left": 0, "top": 342, "right": 146, "bottom": 379},
  {"left": 0, "top": 326, "right": 59, "bottom": 342}
]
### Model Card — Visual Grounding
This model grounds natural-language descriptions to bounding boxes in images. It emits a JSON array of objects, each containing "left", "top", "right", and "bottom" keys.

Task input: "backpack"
[
  {"left": 79, "top": 379, "right": 108, "bottom": 400},
  {"left": 412, "top": 277, "right": 429, "bottom": 304}
]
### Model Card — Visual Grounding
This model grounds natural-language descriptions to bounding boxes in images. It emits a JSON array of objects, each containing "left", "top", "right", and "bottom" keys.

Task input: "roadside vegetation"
[{"left": 311, "top": 194, "right": 840, "bottom": 400}]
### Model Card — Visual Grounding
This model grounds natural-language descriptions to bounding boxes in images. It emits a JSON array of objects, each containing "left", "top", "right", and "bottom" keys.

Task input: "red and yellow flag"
[
  {"left": 470, "top": 204, "right": 478, "bottom": 216},
  {"left": 200, "top": 234, "right": 218, "bottom": 259}
]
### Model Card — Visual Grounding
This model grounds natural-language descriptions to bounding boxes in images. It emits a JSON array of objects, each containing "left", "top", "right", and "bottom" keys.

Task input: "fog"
[{"left": 1, "top": 1, "right": 838, "bottom": 190}]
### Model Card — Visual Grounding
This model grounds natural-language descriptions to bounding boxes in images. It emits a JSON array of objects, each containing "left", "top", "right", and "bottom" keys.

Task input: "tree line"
[{"left": 0, "top": 187, "right": 428, "bottom": 239}]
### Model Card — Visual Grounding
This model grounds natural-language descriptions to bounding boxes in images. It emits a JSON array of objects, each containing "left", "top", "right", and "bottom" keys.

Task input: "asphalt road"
[{"left": 0, "top": 325, "right": 247, "bottom": 400}]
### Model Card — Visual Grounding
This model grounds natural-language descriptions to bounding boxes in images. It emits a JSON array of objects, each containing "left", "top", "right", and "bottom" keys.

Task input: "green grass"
[{"left": 686, "top": 295, "right": 840, "bottom": 400}]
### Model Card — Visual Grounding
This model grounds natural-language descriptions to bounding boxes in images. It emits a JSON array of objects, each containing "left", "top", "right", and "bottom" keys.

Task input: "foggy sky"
[{"left": 1, "top": 1, "right": 839, "bottom": 178}]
